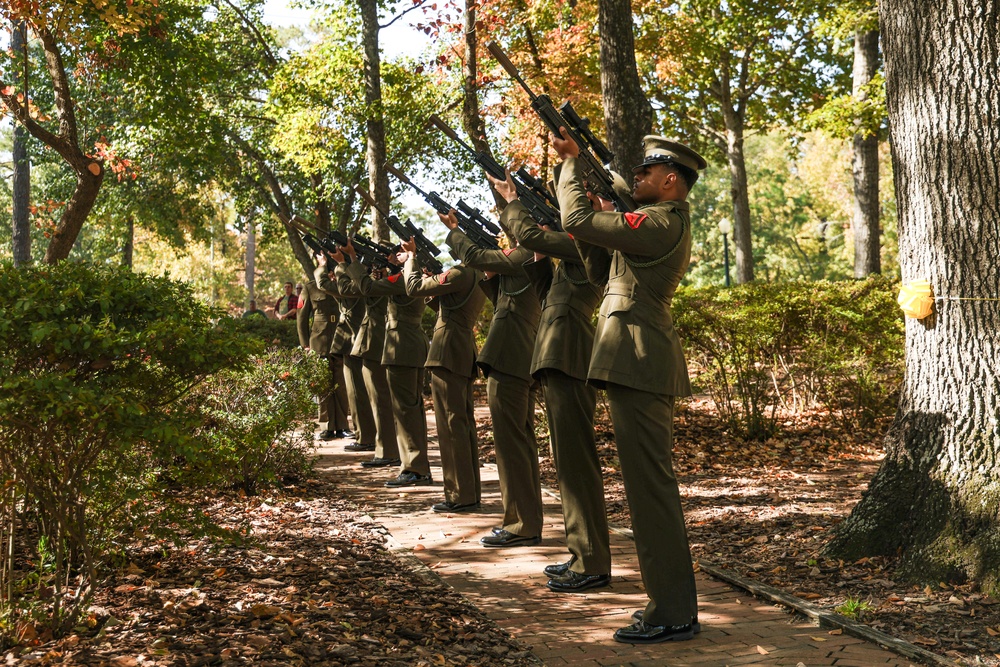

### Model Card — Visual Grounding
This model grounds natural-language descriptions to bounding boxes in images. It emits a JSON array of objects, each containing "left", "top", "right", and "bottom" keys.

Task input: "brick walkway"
[{"left": 315, "top": 407, "right": 915, "bottom": 667}]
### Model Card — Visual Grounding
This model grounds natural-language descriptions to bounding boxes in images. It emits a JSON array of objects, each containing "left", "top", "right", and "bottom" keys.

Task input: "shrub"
[
  {"left": 0, "top": 262, "right": 255, "bottom": 640},
  {"left": 673, "top": 276, "right": 904, "bottom": 439},
  {"left": 186, "top": 348, "right": 330, "bottom": 495},
  {"left": 235, "top": 315, "right": 301, "bottom": 349}
]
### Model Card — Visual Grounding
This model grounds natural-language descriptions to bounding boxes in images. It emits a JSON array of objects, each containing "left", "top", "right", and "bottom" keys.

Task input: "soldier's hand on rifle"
[
  {"left": 342, "top": 240, "right": 357, "bottom": 261},
  {"left": 317, "top": 253, "right": 328, "bottom": 267},
  {"left": 438, "top": 210, "right": 460, "bottom": 230},
  {"left": 587, "top": 191, "right": 615, "bottom": 212},
  {"left": 551, "top": 127, "right": 580, "bottom": 160},
  {"left": 486, "top": 169, "right": 518, "bottom": 204},
  {"left": 328, "top": 248, "right": 345, "bottom": 264},
  {"left": 401, "top": 237, "right": 417, "bottom": 254}
]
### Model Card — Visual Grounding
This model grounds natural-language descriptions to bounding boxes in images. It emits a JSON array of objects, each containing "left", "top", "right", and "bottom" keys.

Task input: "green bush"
[
  {"left": 673, "top": 276, "right": 904, "bottom": 439},
  {"left": 187, "top": 348, "right": 330, "bottom": 495},
  {"left": 0, "top": 262, "right": 256, "bottom": 639},
  {"left": 235, "top": 315, "right": 301, "bottom": 349}
]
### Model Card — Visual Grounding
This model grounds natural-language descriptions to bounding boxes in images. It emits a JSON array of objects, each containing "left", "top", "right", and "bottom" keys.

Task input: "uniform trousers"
[
  {"left": 606, "top": 382, "right": 697, "bottom": 627},
  {"left": 344, "top": 354, "right": 376, "bottom": 445},
  {"left": 319, "top": 354, "right": 351, "bottom": 432},
  {"left": 487, "top": 370, "right": 542, "bottom": 537},
  {"left": 361, "top": 358, "right": 399, "bottom": 461},
  {"left": 539, "top": 369, "right": 611, "bottom": 575},
  {"left": 429, "top": 367, "right": 480, "bottom": 505},
  {"left": 386, "top": 365, "right": 430, "bottom": 476}
]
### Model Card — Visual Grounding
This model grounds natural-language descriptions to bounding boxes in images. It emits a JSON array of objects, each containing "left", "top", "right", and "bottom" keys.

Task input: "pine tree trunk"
[
  {"left": 360, "top": 0, "right": 390, "bottom": 244},
  {"left": 852, "top": 28, "right": 881, "bottom": 277},
  {"left": 597, "top": 0, "right": 651, "bottom": 176},
  {"left": 11, "top": 21, "right": 31, "bottom": 267},
  {"left": 827, "top": 0, "right": 1000, "bottom": 591}
]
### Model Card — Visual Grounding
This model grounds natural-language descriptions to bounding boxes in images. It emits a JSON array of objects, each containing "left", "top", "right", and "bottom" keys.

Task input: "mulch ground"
[
  {"left": 5, "top": 482, "right": 538, "bottom": 666},
  {"left": 478, "top": 392, "right": 1000, "bottom": 666}
]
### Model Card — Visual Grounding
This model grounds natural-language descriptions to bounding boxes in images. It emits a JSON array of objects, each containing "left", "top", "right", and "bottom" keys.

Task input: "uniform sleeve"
[
  {"left": 522, "top": 256, "right": 554, "bottom": 302},
  {"left": 314, "top": 265, "right": 341, "bottom": 296},
  {"left": 502, "top": 200, "right": 583, "bottom": 263},
  {"left": 335, "top": 263, "right": 361, "bottom": 297},
  {"left": 346, "top": 261, "right": 404, "bottom": 296},
  {"left": 447, "top": 229, "right": 531, "bottom": 275},
  {"left": 557, "top": 157, "right": 682, "bottom": 257},
  {"left": 296, "top": 287, "right": 313, "bottom": 348},
  {"left": 404, "top": 257, "right": 475, "bottom": 297}
]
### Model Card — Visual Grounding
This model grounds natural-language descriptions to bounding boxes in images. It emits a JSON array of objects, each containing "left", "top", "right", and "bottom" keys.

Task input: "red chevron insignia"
[{"left": 624, "top": 212, "right": 648, "bottom": 229}]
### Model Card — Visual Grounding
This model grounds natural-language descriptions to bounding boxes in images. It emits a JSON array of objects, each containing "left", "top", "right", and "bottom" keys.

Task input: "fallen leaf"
[
  {"left": 810, "top": 636, "right": 827, "bottom": 641},
  {"left": 756, "top": 645, "right": 769, "bottom": 654},
  {"left": 413, "top": 544, "right": 426, "bottom": 551},
  {"left": 828, "top": 628, "right": 843, "bottom": 635},
  {"left": 912, "top": 636, "right": 938, "bottom": 646}
]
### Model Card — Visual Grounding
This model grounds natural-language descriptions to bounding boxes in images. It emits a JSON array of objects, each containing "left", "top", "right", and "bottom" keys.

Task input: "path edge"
[{"left": 605, "top": 524, "right": 961, "bottom": 667}]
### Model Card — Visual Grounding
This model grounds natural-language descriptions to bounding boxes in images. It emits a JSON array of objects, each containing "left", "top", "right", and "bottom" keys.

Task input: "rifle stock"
[{"left": 353, "top": 185, "right": 444, "bottom": 274}]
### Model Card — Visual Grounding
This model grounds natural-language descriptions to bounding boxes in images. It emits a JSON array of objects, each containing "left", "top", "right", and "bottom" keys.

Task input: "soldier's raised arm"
[
  {"left": 501, "top": 200, "right": 581, "bottom": 263},
  {"left": 403, "top": 256, "right": 481, "bottom": 298}
]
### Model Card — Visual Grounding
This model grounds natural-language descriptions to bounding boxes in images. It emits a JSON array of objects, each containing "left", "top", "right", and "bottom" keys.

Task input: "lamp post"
[{"left": 718, "top": 217, "right": 732, "bottom": 287}]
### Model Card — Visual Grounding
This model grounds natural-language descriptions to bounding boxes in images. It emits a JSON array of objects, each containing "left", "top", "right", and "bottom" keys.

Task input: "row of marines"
[{"left": 296, "top": 133, "right": 705, "bottom": 645}]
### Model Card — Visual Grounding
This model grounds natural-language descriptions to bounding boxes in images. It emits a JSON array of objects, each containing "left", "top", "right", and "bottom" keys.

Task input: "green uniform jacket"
[
  {"left": 447, "top": 229, "right": 548, "bottom": 382},
  {"left": 346, "top": 262, "right": 428, "bottom": 368},
  {"left": 334, "top": 265, "right": 388, "bottom": 362},
  {"left": 314, "top": 265, "right": 361, "bottom": 356},
  {"left": 558, "top": 157, "right": 693, "bottom": 397},
  {"left": 296, "top": 281, "right": 340, "bottom": 353},
  {"left": 502, "top": 201, "right": 602, "bottom": 382},
  {"left": 403, "top": 257, "right": 486, "bottom": 379}
]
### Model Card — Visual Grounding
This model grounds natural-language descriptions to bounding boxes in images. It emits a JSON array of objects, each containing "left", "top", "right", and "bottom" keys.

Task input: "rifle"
[
  {"left": 427, "top": 114, "right": 562, "bottom": 231},
  {"left": 286, "top": 215, "right": 399, "bottom": 274},
  {"left": 485, "top": 41, "right": 636, "bottom": 213},
  {"left": 354, "top": 185, "right": 444, "bottom": 274},
  {"left": 386, "top": 164, "right": 502, "bottom": 250}
]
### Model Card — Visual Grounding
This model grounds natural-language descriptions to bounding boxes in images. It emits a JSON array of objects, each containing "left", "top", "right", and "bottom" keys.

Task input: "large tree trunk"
[
  {"left": 360, "top": 0, "right": 390, "bottom": 244},
  {"left": 462, "top": 0, "right": 506, "bottom": 211},
  {"left": 245, "top": 216, "right": 256, "bottom": 303},
  {"left": 852, "top": 28, "right": 882, "bottom": 277},
  {"left": 725, "top": 125, "right": 754, "bottom": 284},
  {"left": 597, "top": 0, "right": 651, "bottom": 176},
  {"left": 827, "top": 0, "right": 1000, "bottom": 592},
  {"left": 122, "top": 216, "right": 134, "bottom": 269},
  {"left": 11, "top": 20, "right": 31, "bottom": 267}
]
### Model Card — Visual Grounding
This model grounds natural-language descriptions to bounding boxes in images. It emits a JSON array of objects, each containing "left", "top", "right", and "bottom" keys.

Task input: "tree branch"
[
  {"left": 216, "top": 0, "right": 278, "bottom": 68},
  {"left": 379, "top": 0, "right": 431, "bottom": 30}
]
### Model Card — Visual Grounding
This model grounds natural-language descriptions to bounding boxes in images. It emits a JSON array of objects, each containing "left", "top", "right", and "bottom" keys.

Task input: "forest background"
[{"left": 0, "top": 0, "right": 889, "bottom": 308}]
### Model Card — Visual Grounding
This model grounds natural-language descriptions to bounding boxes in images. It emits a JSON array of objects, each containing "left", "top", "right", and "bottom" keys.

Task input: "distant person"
[
  {"left": 274, "top": 281, "right": 299, "bottom": 320},
  {"left": 242, "top": 299, "right": 267, "bottom": 319}
]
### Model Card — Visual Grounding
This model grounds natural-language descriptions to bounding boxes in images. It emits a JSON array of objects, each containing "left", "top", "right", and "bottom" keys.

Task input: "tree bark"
[
  {"left": 725, "top": 125, "right": 754, "bottom": 284},
  {"left": 245, "top": 216, "right": 256, "bottom": 303},
  {"left": 360, "top": 0, "right": 390, "bottom": 244},
  {"left": 827, "top": 0, "right": 1000, "bottom": 592},
  {"left": 122, "top": 216, "right": 134, "bottom": 269},
  {"left": 852, "top": 28, "right": 881, "bottom": 277},
  {"left": 11, "top": 20, "right": 31, "bottom": 267},
  {"left": 597, "top": 0, "right": 651, "bottom": 176},
  {"left": 462, "top": 0, "right": 506, "bottom": 211}
]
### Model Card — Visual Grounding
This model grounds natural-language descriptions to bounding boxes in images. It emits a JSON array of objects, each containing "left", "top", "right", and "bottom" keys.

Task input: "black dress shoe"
[
  {"left": 613, "top": 620, "right": 695, "bottom": 644},
  {"left": 431, "top": 501, "right": 480, "bottom": 513},
  {"left": 631, "top": 610, "right": 702, "bottom": 633},
  {"left": 361, "top": 457, "right": 401, "bottom": 468},
  {"left": 336, "top": 429, "right": 355, "bottom": 438},
  {"left": 344, "top": 442, "right": 376, "bottom": 452},
  {"left": 319, "top": 429, "right": 337, "bottom": 441},
  {"left": 546, "top": 571, "right": 610, "bottom": 593},
  {"left": 385, "top": 471, "right": 433, "bottom": 487},
  {"left": 543, "top": 555, "right": 577, "bottom": 578},
  {"left": 479, "top": 530, "right": 540, "bottom": 548}
]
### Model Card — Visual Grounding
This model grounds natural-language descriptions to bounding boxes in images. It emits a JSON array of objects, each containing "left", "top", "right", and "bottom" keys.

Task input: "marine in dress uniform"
[
  {"left": 442, "top": 214, "right": 551, "bottom": 547},
  {"left": 296, "top": 276, "right": 351, "bottom": 438},
  {"left": 488, "top": 173, "right": 611, "bottom": 590},
  {"left": 553, "top": 131, "right": 706, "bottom": 643},
  {"left": 315, "top": 259, "right": 377, "bottom": 452},
  {"left": 343, "top": 242, "right": 432, "bottom": 486},
  {"left": 401, "top": 241, "right": 487, "bottom": 512},
  {"left": 334, "top": 260, "right": 400, "bottom": 468}
]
